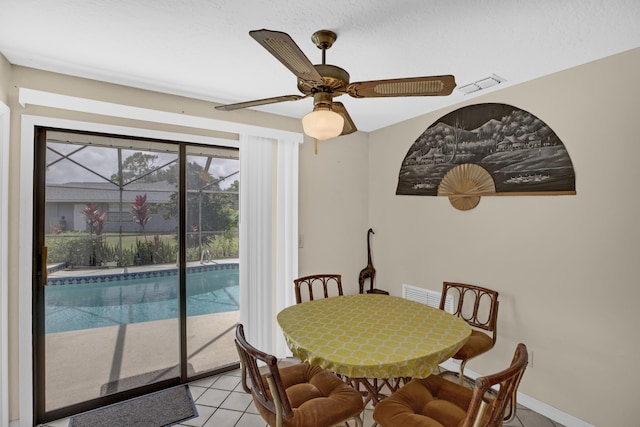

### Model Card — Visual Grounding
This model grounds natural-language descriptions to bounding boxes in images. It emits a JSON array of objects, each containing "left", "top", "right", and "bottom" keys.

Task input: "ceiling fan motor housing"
[{"left": 297, "top": 64, "right": 350, "bottom": 95}]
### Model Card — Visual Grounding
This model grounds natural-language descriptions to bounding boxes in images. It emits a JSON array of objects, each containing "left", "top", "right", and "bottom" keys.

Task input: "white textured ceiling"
[{"left": 1, "top": 0, "right": 639, "bottom": 132}]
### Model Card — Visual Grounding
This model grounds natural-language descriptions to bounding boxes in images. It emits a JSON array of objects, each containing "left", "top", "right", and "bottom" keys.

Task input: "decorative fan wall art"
[
  {"left": 396, "top": 103, "right": 576, "bottom": 210},
  {"left": 438, "top": 164, "right": 495, "bottom": 211}
]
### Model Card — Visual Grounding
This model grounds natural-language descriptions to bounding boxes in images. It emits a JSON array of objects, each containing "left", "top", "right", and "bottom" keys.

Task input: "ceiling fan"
[{"left": 215, "top": 29, "right": 456, "bottom": 141}]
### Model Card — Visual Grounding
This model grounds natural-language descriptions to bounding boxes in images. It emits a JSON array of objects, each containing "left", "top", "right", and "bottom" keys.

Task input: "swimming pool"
[{"left": 45, "top": 264, "right": 239, "bottom": 333}]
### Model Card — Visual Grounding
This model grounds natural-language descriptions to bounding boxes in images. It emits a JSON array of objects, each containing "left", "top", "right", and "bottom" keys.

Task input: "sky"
[{"left": 46, "top": 142, "right": 239, "bottom": 189}]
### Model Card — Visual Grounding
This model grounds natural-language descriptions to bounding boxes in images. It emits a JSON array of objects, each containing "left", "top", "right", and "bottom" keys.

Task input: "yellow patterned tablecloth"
[{"left": 277, "top": 294, "right": 471, "bottom": 379}]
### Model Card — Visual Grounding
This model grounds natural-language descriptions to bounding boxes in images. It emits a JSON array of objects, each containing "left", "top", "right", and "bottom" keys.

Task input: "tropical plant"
[
  {"left": 131, "top": 193, "right": 152, "bottom": 235},
  {"left": 161, "top": 162, "right": 239, "bottom": 250},
  {"left": 81, "top": 203, "right": 106, "bottom": 235}
]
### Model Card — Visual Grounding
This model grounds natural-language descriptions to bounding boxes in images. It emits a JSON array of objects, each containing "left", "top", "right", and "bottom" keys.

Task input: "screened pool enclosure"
[{"left": 34, "top": 128, "right": 240, "bottom": 421}]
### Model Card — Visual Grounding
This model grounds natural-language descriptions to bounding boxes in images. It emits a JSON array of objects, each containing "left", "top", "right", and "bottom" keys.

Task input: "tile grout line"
[{"left": 43, "top": 368, "right": 559, "bottom": 427}]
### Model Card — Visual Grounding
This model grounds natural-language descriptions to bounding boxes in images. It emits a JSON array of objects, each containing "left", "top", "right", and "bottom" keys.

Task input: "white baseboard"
[{"left": 439, "top": 360, "right": 594, "bottom": 427}]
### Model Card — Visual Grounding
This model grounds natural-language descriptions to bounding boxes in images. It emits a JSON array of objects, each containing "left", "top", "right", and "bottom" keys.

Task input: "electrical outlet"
[{"left": 528, "top": 349, "right": 534, "bottom": 368}]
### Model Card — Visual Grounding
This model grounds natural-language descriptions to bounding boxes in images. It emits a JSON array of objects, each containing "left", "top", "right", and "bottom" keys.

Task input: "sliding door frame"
[
  {"left": 32, "top": 126, "right": 227, "bottom": 423},
  {"left": 20, "top": 115, "right": 247, "bottom": 425},
  {"left": 18, "top": 94, "right": 301, "bottom": 425}
]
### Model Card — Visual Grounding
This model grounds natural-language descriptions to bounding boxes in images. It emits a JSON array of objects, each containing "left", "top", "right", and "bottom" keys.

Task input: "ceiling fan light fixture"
[{"left": 302, "top": 108, "right": 344, "bottom": 140}]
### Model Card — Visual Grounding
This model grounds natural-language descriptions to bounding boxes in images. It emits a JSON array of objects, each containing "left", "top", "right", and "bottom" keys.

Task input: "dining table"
[{"left": 276, "top": 293, "right": 472, "bottom": 406}]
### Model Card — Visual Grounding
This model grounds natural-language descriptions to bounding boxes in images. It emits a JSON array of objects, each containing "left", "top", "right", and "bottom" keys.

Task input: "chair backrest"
[
  {"left": 441, "top": 281, "right": 499, "bottom": 343},
  {"left": 234, "top": 323, "right": 293, "bottom": 421},
  {"left": 463, "top": 343, "right": 528, "bottom": 427},
  {"left": 294, "top": 274, "right": 343, "bottom": 304}
]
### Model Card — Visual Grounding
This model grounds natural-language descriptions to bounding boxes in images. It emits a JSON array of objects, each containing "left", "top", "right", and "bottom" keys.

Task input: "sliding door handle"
[{"left": 41, "top": 246, "right": 48, "bottom": 286}]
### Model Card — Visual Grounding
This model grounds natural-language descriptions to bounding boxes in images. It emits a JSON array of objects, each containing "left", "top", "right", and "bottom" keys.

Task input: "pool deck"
[
  {"left": 44, "top": 259, "right": 240, "bottom": 411},
  {"left": 47, "top": 258, "right": 238, "bottom": 278}
]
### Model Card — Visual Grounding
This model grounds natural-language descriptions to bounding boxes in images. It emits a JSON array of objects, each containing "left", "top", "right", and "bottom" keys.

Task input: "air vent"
[
  {"left": 402, "top": 283, "right": 454, "bottom": 313},
  {"left": 457, "top": 74, "right": 505, "bottom": 95}
]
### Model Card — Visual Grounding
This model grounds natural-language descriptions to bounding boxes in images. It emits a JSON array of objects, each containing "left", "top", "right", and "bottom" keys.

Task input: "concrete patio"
[
  {"left": 45, "top": 261, "right": 239, "bottom": 411},
  {"left": 45, "top": 309, "right": 239, "bottom": 411}
]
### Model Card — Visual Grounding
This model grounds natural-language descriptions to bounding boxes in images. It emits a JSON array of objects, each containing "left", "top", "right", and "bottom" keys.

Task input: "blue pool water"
[{"left": 45, "top": 266, "right": 239, "bottom": 333}]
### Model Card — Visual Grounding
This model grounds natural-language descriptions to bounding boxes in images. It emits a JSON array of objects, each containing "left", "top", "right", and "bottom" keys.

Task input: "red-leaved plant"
[
  {"left": 81, "top": 203, "right": 106, "bottom": 235},
  {"left": 131, "top": 194, "right": 152, "bottom": 235}
]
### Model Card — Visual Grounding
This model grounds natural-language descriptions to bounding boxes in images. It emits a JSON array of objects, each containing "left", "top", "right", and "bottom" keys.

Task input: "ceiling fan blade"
[
  {"left": 250, "top": 29, "right": 323, "bottom": 84},
  {"left": 332, "top": 102, "right": 357, "bottom": 135},
  {"left": 347, "top": 75, "right": 456, "bottom": 98},
  {"left": 215, "top": 94, "right": 306, "bottom": 111}
]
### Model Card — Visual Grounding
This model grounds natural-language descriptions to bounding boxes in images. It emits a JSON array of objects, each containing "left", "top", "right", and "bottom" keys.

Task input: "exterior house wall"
[{"left": 45, "top": 202, "right": 177, "bottom": 234}]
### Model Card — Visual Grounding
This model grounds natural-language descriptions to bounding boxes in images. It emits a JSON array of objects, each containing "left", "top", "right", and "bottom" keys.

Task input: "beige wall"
[
  {"left": 297, "top": 131, "right": 370, "bottom": 292},
  {"left": 365, "top": 48, "right": 640, "bottom": 427},
  {"left": 9, "top": 66, "right": 302, "bottom": 137},
  {"left": 0, "top": 53, "right": 10, "bottom": 104}
]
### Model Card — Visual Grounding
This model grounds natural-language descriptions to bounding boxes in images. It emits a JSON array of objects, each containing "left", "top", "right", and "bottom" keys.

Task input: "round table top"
[{"left": 277, "top": 293, "right": 471, "bottom": 378}]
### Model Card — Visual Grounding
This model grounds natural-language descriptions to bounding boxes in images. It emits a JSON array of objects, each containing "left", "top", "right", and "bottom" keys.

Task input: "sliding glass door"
[
  {"left": 34, "top": 128, "right": 239, "bottom": 423},
  {"left": 184, "top": 145, "right": 240, "bottom": 376}
]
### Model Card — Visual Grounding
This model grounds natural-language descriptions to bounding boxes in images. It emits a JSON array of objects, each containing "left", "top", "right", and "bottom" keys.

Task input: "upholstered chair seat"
[
  {"left": 235, "top": 323, "right": 363, "bottom": 427},
  {"left": 452, "top": 329, "right": 494, "bottom": 361},
  {"left": 254, "top": 362, "right": 364, "bottom": 427},
  {"left": 373, "top": 375, "right": 474, "bottom": 427},
  {"left": 374, "top": 344, "right": 528, "bottom": 427}
]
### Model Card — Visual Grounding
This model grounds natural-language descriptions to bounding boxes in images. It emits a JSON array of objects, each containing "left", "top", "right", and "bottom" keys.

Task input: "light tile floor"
[
  {"left": 182, "top": 368, "right": 566, "bottom": 427},
  {"left": 42, "top": 367, "right": 565, "bottom": 427}
]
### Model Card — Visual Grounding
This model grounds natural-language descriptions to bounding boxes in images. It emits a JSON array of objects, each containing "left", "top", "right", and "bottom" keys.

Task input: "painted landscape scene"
[{"left": 396, "top": 103, "right": 575, "bottom": 196}]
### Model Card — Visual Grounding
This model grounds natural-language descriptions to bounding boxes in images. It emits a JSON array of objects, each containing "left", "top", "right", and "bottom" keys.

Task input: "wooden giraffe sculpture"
[{"left": 359, "top": 228, "right": 376, "bottom": 293}]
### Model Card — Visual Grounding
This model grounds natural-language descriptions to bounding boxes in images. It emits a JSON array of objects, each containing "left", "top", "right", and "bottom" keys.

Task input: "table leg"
[
  {"left": 340, "top": 375, "right": 411, "bottom": 427},
  {"left": 342, "top": 376, "right": 411, "bottom": 404}
]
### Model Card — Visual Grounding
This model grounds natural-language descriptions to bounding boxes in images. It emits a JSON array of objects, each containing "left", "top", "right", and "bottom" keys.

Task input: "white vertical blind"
[
  {"left": 275, "top": 138, "right": 299, "bottom": 356},
  {"left": 239, "top": 135, "right": 300, "bottom": 355},
  {"left": 239, "top": 135, "right": 274, "bottom": 352}
]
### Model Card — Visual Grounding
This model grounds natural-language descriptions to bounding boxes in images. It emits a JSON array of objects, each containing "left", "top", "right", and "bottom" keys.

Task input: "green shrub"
[
  {"left": 129, "top": 237, "right": 178, "bottom": 265},
  {"left": 46, "top": 233, "right": 104, "bottom": 266},
  {"left": 46, "top": 231, "right": 235, "bottom": 267}
]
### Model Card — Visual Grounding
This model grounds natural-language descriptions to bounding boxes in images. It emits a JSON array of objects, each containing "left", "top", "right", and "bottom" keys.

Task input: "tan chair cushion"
[
  {"left": 452, "top": 330, "right": 493, "bottom": 360},
  {"left": 254, "top": 362, "right": 364, "bottom": 427},
  {"left": 373, "top": 375, "right": 474, "bottom": 427}
]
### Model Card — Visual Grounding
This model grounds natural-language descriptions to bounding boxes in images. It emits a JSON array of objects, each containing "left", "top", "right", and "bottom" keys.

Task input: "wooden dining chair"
[
  {"left": 440, "top": 281, "right": 499, "bottom": 384},
  {"left": 234, "top": 323, "right": 364, "bottom": 427},
  {"left": 293, "top": 273, "right": 343, "bottom": 304},
  {"left": 373, "top": 343, "right": 528, "bottom": 427}
]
